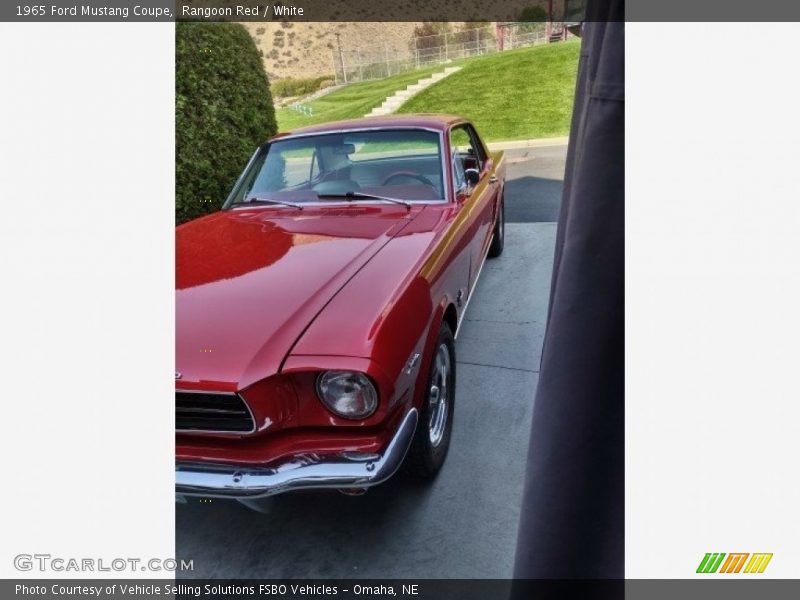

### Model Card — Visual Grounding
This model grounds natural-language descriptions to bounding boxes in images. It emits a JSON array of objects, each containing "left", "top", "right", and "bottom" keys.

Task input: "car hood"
[{"left": 176, "top": 205, "right": 424, "bottom": 390}]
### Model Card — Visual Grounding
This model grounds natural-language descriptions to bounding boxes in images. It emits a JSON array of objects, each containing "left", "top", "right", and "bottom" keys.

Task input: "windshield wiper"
[
  {"left": 317, "top": 191, "right": 411, "bottom": 210},
  {"left": 231, "top": 196, "right": 304, "bottom": 210}
]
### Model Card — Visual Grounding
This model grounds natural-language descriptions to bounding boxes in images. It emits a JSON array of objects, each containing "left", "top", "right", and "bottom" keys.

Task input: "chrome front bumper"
[{"left": 176, "top": 408, "right": 418, "bottom": 501}]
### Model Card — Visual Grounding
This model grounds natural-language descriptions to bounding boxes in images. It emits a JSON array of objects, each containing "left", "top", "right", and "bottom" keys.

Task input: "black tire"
[
  {"left": 404, "top": 323, "right": 456, "bottom": 479},
  {"left": 487, "top": 194, "right": 505, "bottom": 258}
]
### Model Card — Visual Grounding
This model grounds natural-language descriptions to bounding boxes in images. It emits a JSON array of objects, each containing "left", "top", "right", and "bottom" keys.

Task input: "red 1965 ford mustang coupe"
[{"left": 176, "top": 114, "right": 505, "bottom": 506}]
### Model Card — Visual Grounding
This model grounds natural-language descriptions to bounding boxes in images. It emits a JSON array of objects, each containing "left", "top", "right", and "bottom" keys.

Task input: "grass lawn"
[
  {"left": 275, "top": 64, "right": 454, "bottom": 131},
  {"left": 397, "top": 41, "right": 580, "bottom": 141},
  {"left": 275, "top": 41, "right": 580, "bottom": 141}
]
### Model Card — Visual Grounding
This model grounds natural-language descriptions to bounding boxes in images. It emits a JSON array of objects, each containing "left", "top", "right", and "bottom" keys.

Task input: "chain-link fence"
[
  {"left": 497, "top": 22, "right": 549, "bottom": 51},
  {"left": 413, "top": 27, "right": 497, "bottom": 68},
  {"left": 331, "top": 44, "right": 418, "bottom": 86},
  {"left": 331, "top": 22, "right": 573, "bottom": 86}
]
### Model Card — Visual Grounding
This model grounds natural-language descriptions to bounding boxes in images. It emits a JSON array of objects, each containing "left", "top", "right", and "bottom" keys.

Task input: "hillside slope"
[
  {"left": 398, "top": 41, "right": 580, "bottom": 140},
  {"left": 275, "top": 64, "right": 451, "bottom": 131},
  {"left": 242, "top": 22, "right": 422, "bottom": 80}
]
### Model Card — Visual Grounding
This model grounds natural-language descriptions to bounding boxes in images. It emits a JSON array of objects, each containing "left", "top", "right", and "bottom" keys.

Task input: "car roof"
[{"left": 272, "top": 114, "right": 466, "bottom": 140}]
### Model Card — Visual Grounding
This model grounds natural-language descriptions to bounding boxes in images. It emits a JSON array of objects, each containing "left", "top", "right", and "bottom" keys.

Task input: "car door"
[
  {"left": 466, "top": 124, "right": 501, "bottom": 260},
  {"left": 449, "top": 124, "right": 498, "bottom": 291}
]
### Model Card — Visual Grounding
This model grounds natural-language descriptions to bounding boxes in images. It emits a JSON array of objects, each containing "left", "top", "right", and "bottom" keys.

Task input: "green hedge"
[
  {"left": 176, "top": 23, "right": 277, "bottom": 224},
  {"left": 271, "top": 75, "right": 335, "bottom": 98}
]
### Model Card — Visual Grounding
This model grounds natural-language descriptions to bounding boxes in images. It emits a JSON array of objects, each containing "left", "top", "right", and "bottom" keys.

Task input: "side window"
[
  {"left": 450, "top": 124, "right": 485, "bottom": 185},
  {"left": 451, "top": 127, "right": 473, "bottom": 154},
  {"left": 465, "top": 124, "right": 487, "bottom": 166},
  {"left": 452, "top": 152, "right": 466, "bottom": 193},
  {"left": 450, "top": 126, "right": 473, "bottom": 193}
]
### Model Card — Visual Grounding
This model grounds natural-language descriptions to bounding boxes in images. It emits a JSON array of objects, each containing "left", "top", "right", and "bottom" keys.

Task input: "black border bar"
[
  {"left": 5, "top": 0, "right": 800, "bottom": 22},
  {"left": 5, "top": 579, "right": 800, "bottom": 600}
]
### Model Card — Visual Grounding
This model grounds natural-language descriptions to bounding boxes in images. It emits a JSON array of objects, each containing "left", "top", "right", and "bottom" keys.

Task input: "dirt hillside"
[{"left": 242, "top": 22, "right": 427, "bottom": 80}]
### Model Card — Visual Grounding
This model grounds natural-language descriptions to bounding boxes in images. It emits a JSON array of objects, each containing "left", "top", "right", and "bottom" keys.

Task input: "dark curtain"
[{"left": 512, "top": 0, "right": 625, "bottom": 582}]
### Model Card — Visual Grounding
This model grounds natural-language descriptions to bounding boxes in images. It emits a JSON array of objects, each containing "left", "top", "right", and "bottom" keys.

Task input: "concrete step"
[{"left": 364, "top": 65, "right": 462, "bottom": 117}]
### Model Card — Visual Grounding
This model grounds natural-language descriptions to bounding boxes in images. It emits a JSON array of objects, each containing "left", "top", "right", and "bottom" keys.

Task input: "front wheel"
[
  {"left": 487, "top": 194, "right": 505, "bottom": 258},
  {"left": 404, "top": 323, "right": 456, "bottom": 479}
]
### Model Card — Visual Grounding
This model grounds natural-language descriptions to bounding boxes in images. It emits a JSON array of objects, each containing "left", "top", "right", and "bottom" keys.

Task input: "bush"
[
  {"left": 410, "top": 22, "right": 452, "bottom": 52},
  {"left": 518, "top": 6, "right": 549, "bottom": 32},
  {"left": 460, "top": 21, "right": 495, "bottom": 43},
  {"left": 271, "top": 75, "right": 334, "bottom": 98},
  {"left": 175, "top": 22, "right": 277, "bottom": 224}
]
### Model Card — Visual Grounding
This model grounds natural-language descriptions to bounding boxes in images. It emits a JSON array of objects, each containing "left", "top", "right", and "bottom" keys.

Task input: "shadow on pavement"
[{"left": 505, "top": 176, "right": 563, "bottom": 223}]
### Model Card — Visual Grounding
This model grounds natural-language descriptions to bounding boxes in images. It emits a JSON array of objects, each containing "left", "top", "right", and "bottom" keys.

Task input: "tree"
[
  {"left": 175, "top": 23, "right": 277, "bottom": 224},
  {"left": 411, "top": 22, "right": 453, "bottom": 52},
  {"left": 518, "top": 6, "right": 549, "bottom": 33},
  {"left": 460, "top": 21, "right": 495, "bottom": 44}
]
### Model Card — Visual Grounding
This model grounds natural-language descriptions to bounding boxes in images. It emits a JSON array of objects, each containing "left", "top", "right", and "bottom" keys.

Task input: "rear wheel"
[
  {"left": 487, "top": 194, "right": 505, "bottom": 258},
  {"left": 404, "top": 323, "right": 456, "bottom": 478}
]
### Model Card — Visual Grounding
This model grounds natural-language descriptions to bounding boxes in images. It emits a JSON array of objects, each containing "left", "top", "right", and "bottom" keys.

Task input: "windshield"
[{"left": 225, "top": 129, "right": 445, "bottom": 207}]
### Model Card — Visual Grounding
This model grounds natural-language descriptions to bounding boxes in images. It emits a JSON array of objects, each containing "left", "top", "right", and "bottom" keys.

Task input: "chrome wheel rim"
[{"left": 428, "top": 343, "right": 451, "bottom": 447}]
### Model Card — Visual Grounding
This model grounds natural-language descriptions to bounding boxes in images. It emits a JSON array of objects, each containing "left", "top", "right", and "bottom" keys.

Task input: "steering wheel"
[{"left": 381, "top": 171, "right": 435, "bottom": 187}]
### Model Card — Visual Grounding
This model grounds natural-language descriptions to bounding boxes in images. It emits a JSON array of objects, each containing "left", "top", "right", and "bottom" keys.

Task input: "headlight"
[{"left": 316, "top": 371, "right": 378, "bottom": 419}]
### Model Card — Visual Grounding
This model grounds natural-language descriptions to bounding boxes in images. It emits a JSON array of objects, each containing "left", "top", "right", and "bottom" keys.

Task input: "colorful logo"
[{"left": 696, "top": 553, "right": 773, "bottom": 574}]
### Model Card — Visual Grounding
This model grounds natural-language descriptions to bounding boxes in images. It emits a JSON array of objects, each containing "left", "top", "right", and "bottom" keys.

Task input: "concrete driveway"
[{"left": 176, "top": 145, "right": 567, "bottom": 578}]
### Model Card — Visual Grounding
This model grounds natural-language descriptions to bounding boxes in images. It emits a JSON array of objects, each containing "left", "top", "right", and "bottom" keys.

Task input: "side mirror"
[{"left": 464, "top": 168, "right": 480, "bottom": 186}]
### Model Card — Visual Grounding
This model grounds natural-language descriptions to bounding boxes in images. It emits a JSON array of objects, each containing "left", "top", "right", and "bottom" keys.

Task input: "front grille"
[{"left": 176, "top": 392, "right": 255, "bottom": 433}]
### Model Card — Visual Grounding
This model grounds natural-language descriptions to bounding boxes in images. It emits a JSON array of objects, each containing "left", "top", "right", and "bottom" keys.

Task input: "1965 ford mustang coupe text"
[{"left": 176, "top": 115, "right": 506, "bottom": 507}]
